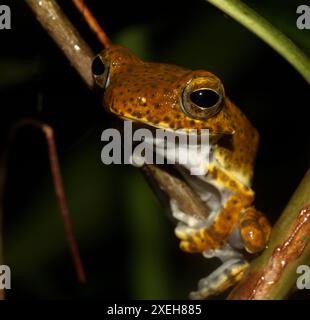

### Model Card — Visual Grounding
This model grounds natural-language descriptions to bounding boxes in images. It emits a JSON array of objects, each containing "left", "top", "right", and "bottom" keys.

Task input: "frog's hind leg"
[{"left": 190, "top": 257, "right": 249, "bottom": 300}]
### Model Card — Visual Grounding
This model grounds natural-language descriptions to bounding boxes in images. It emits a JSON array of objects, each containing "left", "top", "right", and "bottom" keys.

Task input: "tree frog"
[{"left": 92, "top": 44, "right": 271, "bottom": 299}]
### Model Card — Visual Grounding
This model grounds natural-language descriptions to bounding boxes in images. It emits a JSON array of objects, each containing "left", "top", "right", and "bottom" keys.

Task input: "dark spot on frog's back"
[
  {"left": 163, "top": 88, "right": 170, "bottom": 94},
  {"left": 169, "top": 121, "right": 176, "bottom": 128},
  {"left": 163, "top": 116, "right": 170, "bottom": 122},
  {"left": 126, "top": 66, "right": 134, "bottom": 73},
  {"left": 175, "top": 121, "right": 183, "bottom": 129},
  {"left": 132, "top": 111, "right": 142, "bottom": 118}
]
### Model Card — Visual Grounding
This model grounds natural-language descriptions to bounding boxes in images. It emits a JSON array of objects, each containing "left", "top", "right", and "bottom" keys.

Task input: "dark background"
[{"left": 0, "top": 0, "right": 309, "bottom": 299}]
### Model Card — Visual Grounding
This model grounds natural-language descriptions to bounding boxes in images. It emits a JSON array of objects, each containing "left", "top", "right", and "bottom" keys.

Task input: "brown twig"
[
  {"left": 8, "top": 119, "right": 86, "bottom": 283},
  {"left": 141, "top": 165, "right": 209, "bottom": 221},
  {"left": 26, "top": 0, "right": 94, "bottom": 88},
  {"left": 38, "top": 122, "right": 86, "bottom": 283},
  {"left": 72, "top": 0, "right": 111, "bottom": 48}
]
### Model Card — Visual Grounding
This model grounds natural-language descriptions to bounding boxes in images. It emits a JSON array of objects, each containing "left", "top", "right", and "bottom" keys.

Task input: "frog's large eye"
[
  {"left": 92, "top": 55, "right": 109, "bottom": 89},
  {"left": 181, "top": 77, "right": 224, "bottom": 120}
]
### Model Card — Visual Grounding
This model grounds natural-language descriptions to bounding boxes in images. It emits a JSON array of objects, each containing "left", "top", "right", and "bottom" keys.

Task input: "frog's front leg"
[{"left": 175, "top": 164, "right": 271, "bottom": 254}]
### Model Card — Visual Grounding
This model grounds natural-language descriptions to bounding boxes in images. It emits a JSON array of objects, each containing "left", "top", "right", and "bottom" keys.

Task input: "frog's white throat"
[
  {"left": 130, "top": 132, "right": 217, "bottom": 176},
  {"left": 129, "top": 132, "right": 228, "bottom": 224}
]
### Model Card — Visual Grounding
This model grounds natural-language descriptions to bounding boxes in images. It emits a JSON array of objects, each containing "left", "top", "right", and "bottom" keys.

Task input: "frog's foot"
[
  {"left": 189, "top": 258, "right": 249, "bottom": 300},
  {"left": 173, "top": 213, "right": 219, "bottom": 253},
  {"left": 175, "top": 223, "right": 216, "bottom": 253},
  {"left": 238, "top": 207, "right": 271, "bottom": 254},
  {"left": 171, "top": 199, "right": 219, "bottom": 253}
]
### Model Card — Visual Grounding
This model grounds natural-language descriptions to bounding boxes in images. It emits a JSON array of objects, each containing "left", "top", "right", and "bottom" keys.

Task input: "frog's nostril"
[
  {"left": 92, "top": 55, "right": 106, "bottom": 76},
  {"left": 190, "top": 89, "right": 220, "bottom": 109}
]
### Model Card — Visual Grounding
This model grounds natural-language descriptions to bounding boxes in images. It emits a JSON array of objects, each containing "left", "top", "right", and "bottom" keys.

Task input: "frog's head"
[{"left": 92, "top": 45, "right": 235, "bottom": 135}]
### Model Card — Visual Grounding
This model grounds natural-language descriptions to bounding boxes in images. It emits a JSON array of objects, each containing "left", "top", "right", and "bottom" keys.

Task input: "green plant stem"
[
  {"left": 208, "top": 0, "right": 310, "bottom": 84},
  {"left": 229, "top": 168, "right": 310, "bottom": 299}
]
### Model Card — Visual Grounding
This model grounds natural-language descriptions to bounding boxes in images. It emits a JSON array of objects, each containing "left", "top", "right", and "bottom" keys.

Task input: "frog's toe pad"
[
  {"left": 175, "top": 224, "right": 210, "bottom": 253},
  {"left": 239, "top": 207, "right": 271, "bottom": 254}
]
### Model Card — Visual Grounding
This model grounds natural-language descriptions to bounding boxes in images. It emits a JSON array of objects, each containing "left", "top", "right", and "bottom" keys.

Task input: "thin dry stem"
[
  {"left": 9, "top": 119, "right": 86, "bottom": 283},
  {"left": 72, "top": 0, "right": 111, "bottom": 48}
]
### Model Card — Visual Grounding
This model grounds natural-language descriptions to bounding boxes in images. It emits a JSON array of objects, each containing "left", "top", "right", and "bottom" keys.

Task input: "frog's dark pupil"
[
  {"left": 190, "top": 89, "right": 219, "bottom": 109},
  {"left": 92, "top": 56, "right": 105, "bottom": 76}
]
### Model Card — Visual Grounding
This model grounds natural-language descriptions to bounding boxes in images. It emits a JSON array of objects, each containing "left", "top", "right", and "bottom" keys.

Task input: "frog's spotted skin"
[{"left": 94, "top": 44, "right": 271, "bottom": 299}]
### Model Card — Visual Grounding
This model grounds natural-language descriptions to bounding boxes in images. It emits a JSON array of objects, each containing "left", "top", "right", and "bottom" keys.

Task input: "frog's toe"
[
  {"left": 175, "top": 224, "right": 208, "bottom": 252},
  {"left": 239, "top": 207, "right": 271, "bottom": 254},
  {"left": 190, "top": 258, "right": 249, "bottom": 300},
  {"left": 175, "top": 223, "right": 222, "bottom": 253},
  {"left": 180, "top": 240, "right": 203, "bottom": 253},
  {"left": 175, "top": 223, "right": 194, "bottom": 240}
]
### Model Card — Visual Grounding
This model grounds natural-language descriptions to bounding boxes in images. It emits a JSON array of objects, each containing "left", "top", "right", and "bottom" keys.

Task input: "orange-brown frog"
[{"left": 92, "top": 45, "right": 271, "bottom": 299}]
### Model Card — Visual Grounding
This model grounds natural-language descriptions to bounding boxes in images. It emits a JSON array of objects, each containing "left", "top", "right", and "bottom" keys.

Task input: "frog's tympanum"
[{"left": 92, "top": 45, "right": 271, "bottom": 299}]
